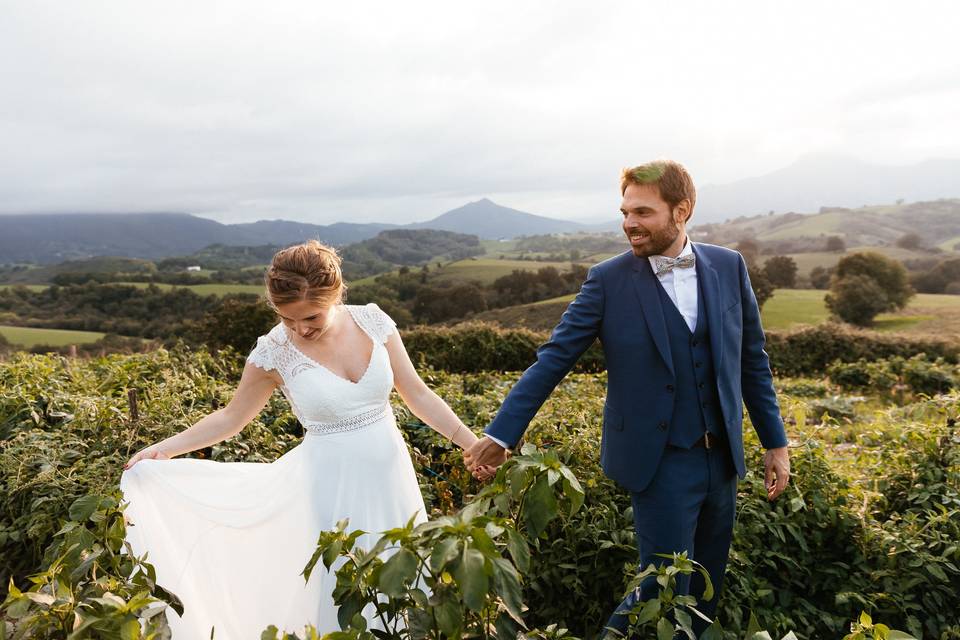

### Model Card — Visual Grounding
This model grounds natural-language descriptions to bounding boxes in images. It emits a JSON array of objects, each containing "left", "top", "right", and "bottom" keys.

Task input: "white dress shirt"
[
  {"left": 484, "top": 238, "right": 699, "bottom": 450},
  {"left": 649, "top": 238, "right": 698, "bottom": 332}
]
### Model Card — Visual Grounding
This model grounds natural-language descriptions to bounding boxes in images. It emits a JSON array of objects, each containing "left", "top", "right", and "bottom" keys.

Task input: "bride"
[{"left": 120, "top": 240, "right": 498, "bottom": 638}]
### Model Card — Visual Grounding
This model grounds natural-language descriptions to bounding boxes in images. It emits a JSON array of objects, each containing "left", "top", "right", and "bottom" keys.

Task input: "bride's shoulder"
[
  {"left": 246, "top": 323, "right": 288, "bottom": 372},
  {"left": 345, "top": 303, "right": 397, "bottom": 343}
]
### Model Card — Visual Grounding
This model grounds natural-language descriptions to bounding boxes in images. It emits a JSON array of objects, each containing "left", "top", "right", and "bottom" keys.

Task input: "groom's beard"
[{"left": 629, "top": 218, "right": 681, "bottom": 257}]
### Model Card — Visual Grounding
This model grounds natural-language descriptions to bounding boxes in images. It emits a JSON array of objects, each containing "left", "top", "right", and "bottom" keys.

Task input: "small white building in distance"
[{"left": 186, "top": 265, "right": 202, "bottom": 272}]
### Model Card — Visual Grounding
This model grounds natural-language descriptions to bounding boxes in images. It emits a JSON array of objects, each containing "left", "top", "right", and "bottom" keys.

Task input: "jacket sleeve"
[
  {"left": 738, "top": 254, "right": 788, "bottom": 449},
  {"left": 485, "top": 266, "right": 605, "bottom": 447}
]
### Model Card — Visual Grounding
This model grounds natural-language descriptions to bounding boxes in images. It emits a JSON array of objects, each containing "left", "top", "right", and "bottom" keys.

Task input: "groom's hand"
[
  {"left": 464, "top": 436, "right": 508, "bottom": 472},
  {"left": 763, "top": 446, "right": 790, "bottom": 501}
]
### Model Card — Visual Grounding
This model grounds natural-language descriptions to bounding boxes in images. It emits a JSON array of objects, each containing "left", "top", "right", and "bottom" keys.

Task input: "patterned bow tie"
[{"left": 653, "top": 254, "right": 696, "bottom": 276}]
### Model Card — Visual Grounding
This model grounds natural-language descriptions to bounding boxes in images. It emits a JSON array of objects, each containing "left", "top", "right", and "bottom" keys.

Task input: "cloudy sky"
[{"left": 2, "top": 1, "right": 958, "bottom": 223}]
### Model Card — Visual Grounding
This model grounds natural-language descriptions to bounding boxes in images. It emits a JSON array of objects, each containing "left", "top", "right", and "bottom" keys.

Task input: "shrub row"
[
  {"left": 828, "top": 354, "right": 957, "bottom": 397},
  {"left": 401, "top": 321, "right": 959, "bottom": 377}
]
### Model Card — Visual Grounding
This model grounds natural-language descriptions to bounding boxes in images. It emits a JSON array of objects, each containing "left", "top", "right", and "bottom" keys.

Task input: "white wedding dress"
[{"left": 120, "top": 303, "right": 427, "bottom": 638}]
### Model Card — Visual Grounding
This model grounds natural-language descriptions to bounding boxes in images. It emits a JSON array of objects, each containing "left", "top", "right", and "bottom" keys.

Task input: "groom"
[{"left": 464, "top": 159, "right": 790, "bottom": 635}]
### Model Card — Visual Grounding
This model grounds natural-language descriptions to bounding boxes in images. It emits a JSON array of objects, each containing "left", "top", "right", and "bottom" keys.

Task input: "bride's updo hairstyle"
[{"left": 264, "top": 239, "right": 345, "bottom": 310}]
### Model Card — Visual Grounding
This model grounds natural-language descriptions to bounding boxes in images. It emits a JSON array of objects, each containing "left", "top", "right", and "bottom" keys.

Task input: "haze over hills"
[
  {"left": 690, "top": 154, "right": 960, "bottom": 224},
  {"left": 0, "top": 200, "right": 592, "bottom": 264},
  {"left": 5, "top": 152, "right": 960, "bottom": 264}
]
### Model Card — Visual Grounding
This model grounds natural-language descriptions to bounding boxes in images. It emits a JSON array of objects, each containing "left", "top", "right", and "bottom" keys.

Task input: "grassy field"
[
  {"left": 431, "top": 258, "right": 591, "bottom": 285},
  {"left": 466, "top": 289, "right": 960, "bottom": 338},
  {"left": 761, "top": 290, "right": 960, "bottom": 335},
  {"left": 0, "top": 325, "right": 107, "bottom": 347},
  {"left": 0, "top": 284, "right": 49, "bottom": 292},
  {"left": 352, "top": 254, "right": 619, "bottom": 288}
]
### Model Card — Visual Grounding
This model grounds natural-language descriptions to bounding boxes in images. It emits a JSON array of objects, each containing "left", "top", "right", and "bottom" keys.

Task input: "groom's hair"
[{"left": 620, "top": 160, "right": 697, "bottom": 220}]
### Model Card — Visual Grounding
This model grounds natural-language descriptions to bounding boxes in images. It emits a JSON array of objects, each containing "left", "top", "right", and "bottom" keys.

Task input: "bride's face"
[{"left": 275, "top": 299, "right": 338, "bottom": 341}]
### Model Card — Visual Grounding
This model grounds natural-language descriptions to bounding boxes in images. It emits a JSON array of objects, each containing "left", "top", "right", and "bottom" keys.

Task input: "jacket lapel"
[
  {"left": 693, "top": 243, "right": 724, "bottom": 372},
  {"left": 631, "top": 255, "right": 674, "bottom": 376}
]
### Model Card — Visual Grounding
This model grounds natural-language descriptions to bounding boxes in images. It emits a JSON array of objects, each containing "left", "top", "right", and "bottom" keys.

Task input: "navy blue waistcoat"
[{"left": 655, "top": 278, "right": 726, "bottom": 448}]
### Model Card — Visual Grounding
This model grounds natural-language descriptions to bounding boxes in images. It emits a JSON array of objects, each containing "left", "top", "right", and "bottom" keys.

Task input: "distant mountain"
[
  {"left": 0, "top": 213, "right": 398, "bottom": 264},
  {"left": 232, "top": 220, "right": 399, "bottom": 247},
  {"left": 692, "top": 154, "right": 960, "bottom": 224},
  {"left": 0, "top": 213, "right": 249, "bottom": 264},
  {"left": 409, "top": 198, "right": 586, "bottom": 238},
  {"left": 1, "top": 199, "right": 588, "bottom": 264}
]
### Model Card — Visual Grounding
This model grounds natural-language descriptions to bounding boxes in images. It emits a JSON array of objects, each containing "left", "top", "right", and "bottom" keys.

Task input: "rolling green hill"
[
  {"left": 430, "top": 258, "right": 591, "bottom": 285},
  {"left": 465, "top": 289, "right": 960, "bottom": 338},
  {"left": 691, "top": 198, "right": 960, "bottom": 254}
]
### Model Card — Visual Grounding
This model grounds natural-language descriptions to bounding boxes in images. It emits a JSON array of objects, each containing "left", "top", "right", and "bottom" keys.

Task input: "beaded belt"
[{"left": 302, "top": 404, "right": 391, "bottom": 436}]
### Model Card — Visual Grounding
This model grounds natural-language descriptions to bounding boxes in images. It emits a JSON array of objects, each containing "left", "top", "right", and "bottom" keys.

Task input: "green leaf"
[
  {"left": 429, "top": 538, "right": 460, "bottom": 573},
  {"left": 434, "top": 597, "right": 462, "bottom": 637},
  {"left": 523, "top": 473, "right": 558, "bottom": 538},
  {"left": 377, "top": 548, "right": 418, "bottom": 597},
  {"left": 261, "top": 625, "right": 280, "bottom": 640},
  {"left": 120, "top": 617, "right": 141, "bottom": 640},
  {"left": 506, "top": 528, "right": 530, "bottom": 573},
  {"left": 699, "top": 621, "right": 725, "bottom": 640},
  {"left": 635, "top": 598, "right": 660, "bottom": 625},
  {"left": 657, "top": 617, "right": 674, "bottom": 640},
  {"left": 491, "top": 557, "right": 524, "bottom": 621},
  {"left": 696, "top": 563, "right": 715, "bottom": 603},
  {"left": 886, "top": 632, "right": 916, "bottom": 639},
  {"left": 470, "top": 527, "right": 498, "bottom": 557},
  {"left": 745, "top": 611, "right": 762, "bottom": 638},
  {"left": 453, "top": 547, "right": 489, "bottom": 612},
  {"left": 336, "top": 593, "right": 363, "bottom": 630},
  {"left": 322, "top": 540, "right": 343, "bottom": 572},
  {"left": 69, "top": 495, "right": 104, "bottom": 522}
]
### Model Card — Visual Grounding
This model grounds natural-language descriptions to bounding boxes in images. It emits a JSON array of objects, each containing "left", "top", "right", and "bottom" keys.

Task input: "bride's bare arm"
[
  {"left": 124, "top": 363, "right": 279, "bottom": 468},
  {"left": 385, "top": 331, "right": 479, "bottom": 451}
]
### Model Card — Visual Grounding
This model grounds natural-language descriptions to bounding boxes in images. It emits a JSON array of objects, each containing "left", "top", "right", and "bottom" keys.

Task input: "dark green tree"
[
  {"left": 809, "top": 265, "right": 833, "bottom": 290},
  {"left": 825, "top": 236, "right": 846, "bottom": 252},
  {"left": 736, "top": 238, "right": 760, "bottom": 266},
  {"left": 762, "top": 255, "right": 798, "bottom": 288},
  {"left": 825, "top": 252, "right": 914, "bottom": 326},
  {"left": 747, "top": 264, "right": 775, "bottom": 310},
  {"left": 196, "top": 297, "right": 278, "bottom": 352},
  {"left": 895, "top": 232, "right": 924, "bottom": 250}
]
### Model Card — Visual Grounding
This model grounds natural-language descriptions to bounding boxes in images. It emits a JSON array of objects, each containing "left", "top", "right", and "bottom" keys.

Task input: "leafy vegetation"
[{"left": 2, "top": 345, "right": 959, "bottom": 638}]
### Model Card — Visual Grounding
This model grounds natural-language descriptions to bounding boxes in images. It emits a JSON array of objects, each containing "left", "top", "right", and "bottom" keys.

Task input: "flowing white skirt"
[{"left": 120, "top": 416, "right": 427, "bottom": 639}]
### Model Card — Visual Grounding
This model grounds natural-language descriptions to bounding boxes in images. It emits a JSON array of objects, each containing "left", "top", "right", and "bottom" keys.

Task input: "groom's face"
[{"left": 620, "top": 183, "right": 685, "bottom": 258}]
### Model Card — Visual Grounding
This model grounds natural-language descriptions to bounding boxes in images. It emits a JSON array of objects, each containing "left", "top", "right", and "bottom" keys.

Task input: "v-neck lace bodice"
[{"left": 246, "top": 303, "right": 397, "bottom": 434}]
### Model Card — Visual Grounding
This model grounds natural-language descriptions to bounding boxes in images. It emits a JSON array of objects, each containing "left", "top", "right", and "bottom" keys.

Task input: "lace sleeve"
[
  {"left": 364, "top": 303, "right": 397, "bottom": 343},
  {"left": 246, "top": 335, "right": 276, "bottom": 372}
]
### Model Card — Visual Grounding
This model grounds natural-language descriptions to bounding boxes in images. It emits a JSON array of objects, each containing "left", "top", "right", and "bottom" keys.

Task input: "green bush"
[
  {"left": 401, "top": 322, "right": 605, "bottom": 374},
  {"left": 828, "top": 355, "right": 956, "bottom": 398},
  {"left": 765, "top": 323, "right": 959, "bottom": 378},
  {"left": 825, "top": 252, "right": 914, "bottom": 327}
]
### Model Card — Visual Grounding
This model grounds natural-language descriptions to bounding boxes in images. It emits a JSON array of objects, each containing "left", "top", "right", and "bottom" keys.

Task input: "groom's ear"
[{"left": 673, "top": 199, "right": 692, "bottom": 225}]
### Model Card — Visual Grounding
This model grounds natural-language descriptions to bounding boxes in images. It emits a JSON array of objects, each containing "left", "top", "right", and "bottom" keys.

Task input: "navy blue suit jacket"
[{"left": 485, "top": 242, "right": 788, "bottom": 493}]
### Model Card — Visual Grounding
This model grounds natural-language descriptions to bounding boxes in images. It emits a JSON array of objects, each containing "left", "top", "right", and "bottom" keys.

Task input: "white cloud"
[{"left": 1, "top": 0, "right": 959, "bottom": 222}]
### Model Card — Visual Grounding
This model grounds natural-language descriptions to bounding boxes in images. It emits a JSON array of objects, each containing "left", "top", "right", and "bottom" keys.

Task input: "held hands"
[
  {"left": 124, "top": 444, "right": 171, "bottom": 470},
  {"left": 763, "top": 446, "right": 790, "bottom": 501},
  {"left": 464, "top": 436, "right": 509, "bottom": 481}
]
